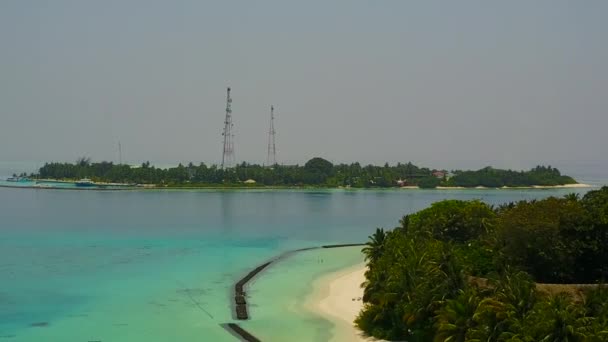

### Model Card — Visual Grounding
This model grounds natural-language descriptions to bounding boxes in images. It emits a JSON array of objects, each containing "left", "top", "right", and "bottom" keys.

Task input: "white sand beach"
[
  {"left": 306, "top": 263, "right": 378, "bottom": 342},
  {"left": 531, "top": 183, "right": 593, "bottom": 188},
  {"left": 399, "top": 183, "right": 593, "bottom": 190}
]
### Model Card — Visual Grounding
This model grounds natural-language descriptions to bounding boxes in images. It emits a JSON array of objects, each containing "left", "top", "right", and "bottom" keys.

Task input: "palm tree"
[
  {"left": 76, "top": 156, "right": 91, "bottom": 167},
  {"left": 493, "top": 269, "right": 537, "bottom": 320},
  {"left": 470, "top": 297, "right": 515, "bottom": 342},
  {"left": 535, "top": 293, "right": 591, "bottom": 342},
  {"left": 564, "top": 193, "right": 580, "bottom": 202},
  {"left": 361, "top": 228, "right": 389, "bottom": 303},
  {"left": 464, "top": 269, "right": 538, "bottom": 341},
  {"left": 583, "top": 285, "right": 608, "bottom": 320},
  {"left": 362, "top": 228, "right": 387, "bottom": 264},
  {"left": 583, "top": 286, "right": 608, "bottom": 340},
  {"left": 434, "top": 288, "right": 481, "bottom": 342},
  {"left": 399, "top": 215, "right": 411, "bottom": 232}
]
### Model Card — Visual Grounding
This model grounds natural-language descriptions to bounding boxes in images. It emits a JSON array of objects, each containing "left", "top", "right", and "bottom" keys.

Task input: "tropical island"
[
  {"left": 4, "top": 157, "right": 583, "bottom": 190},
  {"left": 353, "top": 186, "right": 608, "bottom": 341}
]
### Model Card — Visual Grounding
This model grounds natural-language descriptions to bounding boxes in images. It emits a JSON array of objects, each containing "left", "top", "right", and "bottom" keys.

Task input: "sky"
[{"left": 0, "top": 1, "right": 607, "bottom": 170}]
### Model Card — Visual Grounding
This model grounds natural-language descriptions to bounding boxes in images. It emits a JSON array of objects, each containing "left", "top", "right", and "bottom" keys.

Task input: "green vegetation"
[
  {"left": 418, "top": 176, "right": 442, "bottom": 189},
  {"left": 358, "top": 187, "right": 608, "bottom": 341},
  {"left": 448, "top": 166, "right": 577, "bottom": 187},
  {"left": 32, "top": 157, "right": 577, "bottom": 188}
]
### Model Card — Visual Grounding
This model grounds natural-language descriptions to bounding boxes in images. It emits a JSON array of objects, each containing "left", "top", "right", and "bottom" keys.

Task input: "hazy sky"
[{"left": 1, "top": 1, "right": 606, "bottom": 169}]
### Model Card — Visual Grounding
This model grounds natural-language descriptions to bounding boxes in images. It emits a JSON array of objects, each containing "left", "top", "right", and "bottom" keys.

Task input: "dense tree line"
[
  {"left": 358, "top": 187, "right": 608, "bottom": 341},
  {"left": 34, "top": 157, "right": 576, "bottom": 188},
  {"left": 447, "top": 166, "right": 577, "bottom": 187}
]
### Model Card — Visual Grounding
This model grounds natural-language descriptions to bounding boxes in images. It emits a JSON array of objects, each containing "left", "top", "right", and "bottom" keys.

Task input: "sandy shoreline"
[
  {"left": 2, "top": 178, "right": 595, "bottom": 192},
  {"left": 530, "top": 183, "right": 592, "bottom": 188},
  {"left": 306, "top": 263, "right": 378, "bottom": 342},
  {"left": 403, "top": 183, "right": 593, "bottom": 190}
]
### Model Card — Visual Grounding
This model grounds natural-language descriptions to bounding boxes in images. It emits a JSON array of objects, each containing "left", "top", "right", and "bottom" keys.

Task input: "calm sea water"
[{"left": 0, "top": 162, "right": 606, "bottom": 341}]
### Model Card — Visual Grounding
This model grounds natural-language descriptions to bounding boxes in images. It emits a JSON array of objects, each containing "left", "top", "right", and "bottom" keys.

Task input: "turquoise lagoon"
[{"left": 0, "top": 182, "right": 602, "bottom": 341}]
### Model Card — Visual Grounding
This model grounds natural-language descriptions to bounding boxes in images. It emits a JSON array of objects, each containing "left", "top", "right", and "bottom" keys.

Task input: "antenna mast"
[
  {"left": 266, "top": 105, "right": 277, "bottom": 166},
  {"left": 221, "top": 87, "right": 235, "bottom": 168},
  {"left": 118, "top": 142, "right": 122, "bottom": 165}
]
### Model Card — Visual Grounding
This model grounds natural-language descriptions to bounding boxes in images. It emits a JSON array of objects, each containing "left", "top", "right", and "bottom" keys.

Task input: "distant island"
[{"left": 5, "top": 157, "right": 582, "bottom": 189}]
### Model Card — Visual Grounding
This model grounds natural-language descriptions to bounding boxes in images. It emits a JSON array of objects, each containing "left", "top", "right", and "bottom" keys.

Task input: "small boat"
[
  {"left": 6, "top": 176, "right": 31, "bottom": 182},
  {"left": 75, "top": 178, "right": 96, "bottom": 187}
]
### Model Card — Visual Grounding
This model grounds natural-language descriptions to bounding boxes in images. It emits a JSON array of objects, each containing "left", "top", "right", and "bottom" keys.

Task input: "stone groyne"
[{"left": 225, "top": 243, "right": 365, "bottom": 341}]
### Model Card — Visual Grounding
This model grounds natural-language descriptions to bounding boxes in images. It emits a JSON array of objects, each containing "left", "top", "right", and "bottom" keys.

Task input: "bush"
[
  {"left": 453, "top": 241, "right": 496, "bottom": 276},
  {"left": 496, "top": 197, "right": 597, "bottom": 283},
  {"left": 418, "top": 176, "right": 441, "bottom": 188},
  {"left": 405, "top": 200, "right": 495, "bottom": 243}
]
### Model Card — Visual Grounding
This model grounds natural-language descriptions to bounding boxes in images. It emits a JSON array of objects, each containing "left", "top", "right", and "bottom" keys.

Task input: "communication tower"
[
  {"left": 221, "top": 87, "right": 235, "bottom": 168},
  {"left": 266, "top": 105, "right": 277, "bottom": 166},
  {"left": 118, "top": 141, "right": 122, "bottom": 165}
]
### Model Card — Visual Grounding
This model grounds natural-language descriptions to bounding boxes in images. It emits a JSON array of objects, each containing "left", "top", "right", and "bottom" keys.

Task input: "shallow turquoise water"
[
  {"left": 243, "top": 246, "right": 366, "bottom": 341},
  {"left": 0, "top": 184, "right": 602, "bottom": 341}
]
